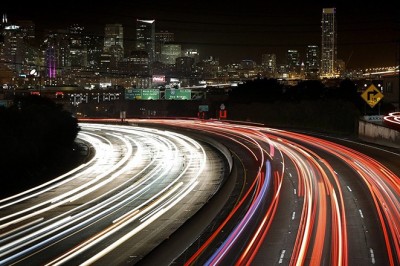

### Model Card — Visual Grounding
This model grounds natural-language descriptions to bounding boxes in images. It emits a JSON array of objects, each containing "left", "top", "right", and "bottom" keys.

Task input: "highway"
[
  {"left": 1, "top": 119, "right": 399, "bottom": 266},
  {"left": 130, "top": 119, "right": 400, "bottom": 266},
  {"left": 0, "top": 123, "right": 227, "bottom": 265}
]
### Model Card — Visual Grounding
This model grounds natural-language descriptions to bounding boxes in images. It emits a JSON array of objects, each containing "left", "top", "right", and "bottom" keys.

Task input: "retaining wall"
[{"left": 358, "top": 119, "right": 400, "bottom": 149}]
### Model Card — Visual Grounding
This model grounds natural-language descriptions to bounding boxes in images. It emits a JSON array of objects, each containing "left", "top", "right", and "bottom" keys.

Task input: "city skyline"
[{"left": 1, "top": 0, "right": 399, "bottom": 69}]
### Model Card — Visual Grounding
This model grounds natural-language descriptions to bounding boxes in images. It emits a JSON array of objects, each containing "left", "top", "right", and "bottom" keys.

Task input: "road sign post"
[
  {"left": 219, "top": 103, "right": 227, "bottom": 119},
  {"left": 361, "top": 84, "right": 384, "bottom": 109},
  {"left": 120, "top": 111, "right": 126, "bottom": 123}
]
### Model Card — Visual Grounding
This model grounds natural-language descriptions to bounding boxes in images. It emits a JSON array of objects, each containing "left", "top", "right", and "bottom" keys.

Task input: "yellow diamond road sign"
[{"left": 361, "top": 84, "right": 384, "bottom": 108}]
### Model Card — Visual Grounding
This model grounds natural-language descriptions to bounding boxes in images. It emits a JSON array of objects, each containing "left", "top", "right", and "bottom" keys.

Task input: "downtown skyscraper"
[
  {"left": 135, "top": 19, "right": 155, "bottom": 63},
  {"left": 101, "top": 24, "right": 124, "bottom": 71},
  {"left": 261, "top": 53, "right": 277, "bottom": 76},
  {"left": 103, "top": 24, "right": 124, "bottom": 57},
  {"left": 155, "top": 30, "right": 174, "bottom": 62},
  {"left": 305, "top": 45, "right": 320, "bottom": 79},
  {"left": 321, "top": 7, "right": 337, "bottom": 78}
]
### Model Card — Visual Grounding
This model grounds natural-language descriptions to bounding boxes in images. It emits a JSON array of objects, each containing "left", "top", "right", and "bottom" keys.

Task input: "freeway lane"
[
  {"left": 129, "top": 119, "right": 399, "bottom": 266},
  {"left": 0, "top": 123, "right": 228, "bottom": 265},
  {"left": 3, "top": 119, "right": 397, "bottom": 265},
  {"left": 252, "top": 129, "right": 399, "bottom": 265}
]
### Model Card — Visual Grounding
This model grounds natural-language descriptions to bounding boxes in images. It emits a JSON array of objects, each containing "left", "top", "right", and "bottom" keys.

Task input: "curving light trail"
[
  {"left": 0, "top": 123, "right": 223, "bottom": 265},
  {"left": 131, "top": 118, "right": 399, "bottom": 266},
  {"left": 2, "top": 118, "right": 398, "bottom": 266},
  {"left": 384, "top": 112, "right": 400, "bottom": 130}
]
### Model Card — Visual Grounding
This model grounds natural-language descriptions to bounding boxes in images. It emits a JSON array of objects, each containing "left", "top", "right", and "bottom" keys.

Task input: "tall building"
[
  {"left": 261, "top": 53, "right": 277, "bottom": 75},
  {"left": 240, "top": 60, "right": 256, "bottom": 70},
  {"left": 176, "top": 56, "right": 195, "bottom": 75},
  {"left": 305, "top": 45, "right": 320, "bottom": 79},
  {"left": 69, "top": 24, "right": 87, "bottom": 67},
  {"left": 0, "top": 24, "right": 25, "bottom": 73},
  {"left": 15, "top": 20, "right": 35, "bottom": 42},
  {"left": 16, "top": 20, "right": 38, "bottom": 74},
  {"left": 155, "top": 30, "right": 174, "bottom": 62},
  {"left": 161, "top": 43, "right": 181, "bottom": 65},
  {"left": 321, "top": 7, "right": 337, "bottom": 78},
  {"left": 84, "top": 34, "right": 103, "bottom": 69},
  {"left": 42, "top": 29, "right": 70, "bottom": 80},
  {"left": 287, "top": 49, "right": 300, "bottom": 75},
  {"left": 103, "top": 24, "right": 124, "bottom": 53},
  {"left": 183, "top": 49, "right": 200, "bottom": 64},
  {"left": 103, "top": 24, "right": 124, "bottom": 70},
  {"left": 0, "top": 18, "right": 38, "bottom": 75},
  {"left": 119, "top": 50, "right": 149, "bottom": 76},
  {"left": 136, "top": 19, "right": 155, "bottom": 63}
]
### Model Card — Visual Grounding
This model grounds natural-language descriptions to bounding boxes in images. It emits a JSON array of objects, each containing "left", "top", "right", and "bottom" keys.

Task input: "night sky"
[{"left": 2, "top": 0, "right": 399, "bottom": 69}]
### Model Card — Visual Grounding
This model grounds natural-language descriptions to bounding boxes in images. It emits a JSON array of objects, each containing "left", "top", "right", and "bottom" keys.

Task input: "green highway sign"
[
  {"left": 125, "top": 89, "right": 160, "bottom": 100},
  {"left": 165, "top": 89, "right": 191, "bottom": 100},
  {"left": 141, "top": 89, "right": 160, "bottom": 100},
  {"left": 199, "top": 105, "right": 209, "bottom": 112}
]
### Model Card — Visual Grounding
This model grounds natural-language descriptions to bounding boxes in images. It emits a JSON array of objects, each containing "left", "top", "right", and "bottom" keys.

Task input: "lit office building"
[
  {"left": 321, "top": 7, "right": 337, "bottom": 78},
  {"left": 0, "top": 24, "right": 25, "bottom": 72},
  {"left": 155, "top": 30, "right": 174, "bottom": 62},
  {"left": 69, "top": 24, "right": 87, "bottom": 67},
  {"left": 305, "top": 45, "right": 320, "bottom": 79},
  {"left": 136, "top": 19, "right": 155, "bottom": 63},
  {"left": 84, "top": 34, "right": 103, "bottom": 69},
  {"left": 287, "top": 49, "right": 300, "bottom": 76},
  {"left": 103, "top": 24, "right": 124, "bottom": 66},
  {"left": 16, "top": 20, "right": 35, "bottom": 42},
  {"left": 104, "top": 24, "right": 123, "bottom": 52},
  {"left": 161, "top": 43, "right": 181, "bottom": 65},
  {"left": 183, "top": 49, "right": 200, "bottom": 64},
  {"left": 0, "top": 17, "right": 36, "bottom": 74},
  {"left": 176, "top": 56, "right": 195, "bottom": 75},
  {"left": 16, "top": 20, "right": 38, "bottom": 73},
  {"left": 42, "top": 30, "right": 70, "bottom": 80},
  {"left": 119, "top": 50, "right": 149, "bottom": 76},
  {"left": 261, "top": 53, "right": 277, "bottom": 75},
  {"left": 240, "top": 59, "right": 256, "bottom": 70}
]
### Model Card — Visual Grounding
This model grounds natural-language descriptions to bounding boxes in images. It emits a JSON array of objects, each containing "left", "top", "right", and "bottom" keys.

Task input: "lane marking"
[
  {"left": 370, "top": 248, "right": 375, "bottom": 264},
  {"left": 279, "top": 250, "right": 286, "bottom": 264}
]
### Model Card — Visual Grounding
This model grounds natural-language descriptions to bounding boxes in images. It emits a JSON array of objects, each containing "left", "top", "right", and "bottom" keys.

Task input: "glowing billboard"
[{"left": 152, "top": 75, "right": 165, "bottom": 83}]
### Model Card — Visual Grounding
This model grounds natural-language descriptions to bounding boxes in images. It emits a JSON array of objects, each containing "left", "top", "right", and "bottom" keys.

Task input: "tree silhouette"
[{"left": 0, "top": 95, "right": 81, "bottom": 197}]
